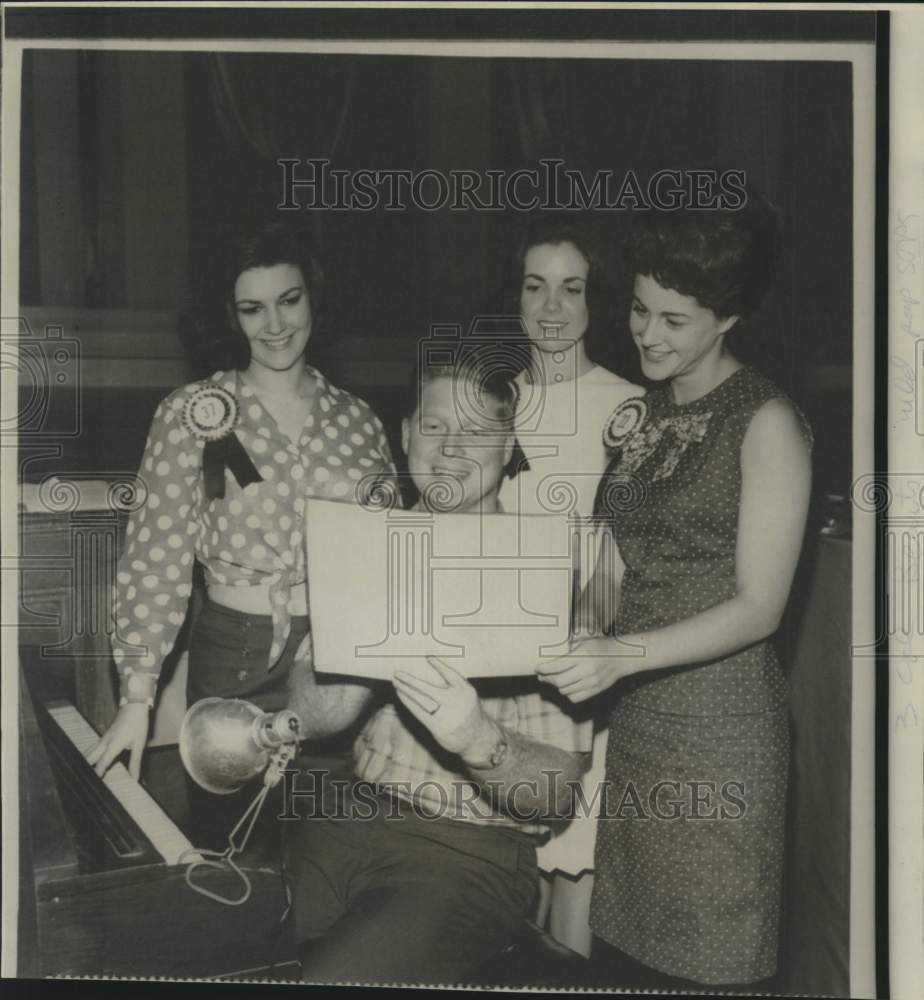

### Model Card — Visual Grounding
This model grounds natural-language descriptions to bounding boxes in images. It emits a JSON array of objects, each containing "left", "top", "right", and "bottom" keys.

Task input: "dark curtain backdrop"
[
  {"left": 23, "top": 52, "right": 853, "bottom": 387},
  {"left": 184, "top": 56, "right": 852, "bottom": 371},
  {"left": 487, "top": 58, "right": 853, "bottom": 495},
  {"left": 184, "top": 53, "right": 423, "bottom": 391},
  {"left": 488, "top": 59, "right": 853, "bottom": 390}
]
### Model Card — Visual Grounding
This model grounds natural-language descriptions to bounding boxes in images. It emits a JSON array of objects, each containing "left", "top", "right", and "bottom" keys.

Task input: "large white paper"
[{"left": 305, "top": 498, "right": 575, "bottom": 679}]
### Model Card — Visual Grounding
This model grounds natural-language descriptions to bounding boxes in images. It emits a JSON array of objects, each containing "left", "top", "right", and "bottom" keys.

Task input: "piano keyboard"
[{"left": 47, "top": 702, "right": 202, "bottom": 866}]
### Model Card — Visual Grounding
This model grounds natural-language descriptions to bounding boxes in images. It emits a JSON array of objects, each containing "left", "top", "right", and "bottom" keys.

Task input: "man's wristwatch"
[{"left": 465, "top": 725, "right": 509, "bottom": 770}]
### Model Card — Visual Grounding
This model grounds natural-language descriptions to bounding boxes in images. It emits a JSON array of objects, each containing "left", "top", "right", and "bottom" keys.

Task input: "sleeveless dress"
[
  {"left": 498, "top": 364, "right": 643, "bottom": 876},
  {"left": 589, "top": 366, "right": 811, "bottom": 984}
]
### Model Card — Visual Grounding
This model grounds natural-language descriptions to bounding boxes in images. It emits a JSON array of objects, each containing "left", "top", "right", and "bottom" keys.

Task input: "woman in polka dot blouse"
[
  {"left": 537, "top": 197, "right": 813, "bottom": 989},
  {"left": 88, "top": 218, "right": 395, "bottom": 782}
]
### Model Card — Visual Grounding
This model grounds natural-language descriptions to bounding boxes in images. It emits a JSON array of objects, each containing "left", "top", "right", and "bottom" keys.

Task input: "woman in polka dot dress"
[
  {"left": 537, "top": 199, "right": 813, "bottom": 989},
  {"left": 88, "top": 219, "right": 395, "bottom": 789}
]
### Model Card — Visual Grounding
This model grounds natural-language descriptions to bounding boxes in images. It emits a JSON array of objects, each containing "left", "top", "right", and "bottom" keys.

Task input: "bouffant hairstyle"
[{"left": 623, "top": 192, "right": 782, "bottom": 320}]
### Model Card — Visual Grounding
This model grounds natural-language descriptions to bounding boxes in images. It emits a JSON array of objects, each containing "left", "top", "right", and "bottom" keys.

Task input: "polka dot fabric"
[
  {"left": 112, "top": 367, "right": 395, "bottom": 707},
  {"left": 594, "top": 704, "right": 790, "bottom": 984},
  {"left": 589, "top": 366, "right": 812, "bottom": 983}
]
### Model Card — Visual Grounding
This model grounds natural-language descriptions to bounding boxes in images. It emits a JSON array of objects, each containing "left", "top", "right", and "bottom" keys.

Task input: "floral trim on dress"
[{"left": 612, "top": 411, "right": 713, "bottom": 483}]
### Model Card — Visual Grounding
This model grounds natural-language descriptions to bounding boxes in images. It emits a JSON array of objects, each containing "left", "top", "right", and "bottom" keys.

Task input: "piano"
[
  {"left": 15, "top": 502, "right": 298, "bottom": 979},
  {"left": 18, "top": 671, "right": 299, "bottom": 980}
]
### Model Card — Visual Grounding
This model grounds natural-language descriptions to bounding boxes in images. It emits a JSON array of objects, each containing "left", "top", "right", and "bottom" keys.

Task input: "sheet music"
[{"left": 305, "top": 499, "right": 575, "bottom": 679}]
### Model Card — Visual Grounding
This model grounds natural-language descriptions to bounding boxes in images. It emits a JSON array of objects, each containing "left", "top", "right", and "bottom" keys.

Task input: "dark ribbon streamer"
[{"left": 203, "top": 434, "right": 262, "bottom": 501}]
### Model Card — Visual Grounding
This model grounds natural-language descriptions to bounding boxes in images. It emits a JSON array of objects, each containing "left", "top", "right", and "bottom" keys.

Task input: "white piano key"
[{"left": 48, "top": 702, "right": 202, "bottom": 866}]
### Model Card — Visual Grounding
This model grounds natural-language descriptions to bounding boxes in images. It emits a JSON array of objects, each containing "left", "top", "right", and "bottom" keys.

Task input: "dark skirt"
[
  {"left": 186, "top": 596, "right": 310, "bottom": 711},
  {"left": 182, "top": 596, "right": 311, "bottom": 852}
]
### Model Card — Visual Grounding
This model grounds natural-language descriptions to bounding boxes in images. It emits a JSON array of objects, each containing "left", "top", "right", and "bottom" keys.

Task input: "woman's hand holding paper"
[{"left": 536, "top": 635, "right": 642, "bottom": 704}]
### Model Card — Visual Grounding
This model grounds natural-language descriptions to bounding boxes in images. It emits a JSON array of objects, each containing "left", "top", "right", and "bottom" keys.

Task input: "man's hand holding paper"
[{"left": 393, "top": 656, "right": 488, "bottom": 756}]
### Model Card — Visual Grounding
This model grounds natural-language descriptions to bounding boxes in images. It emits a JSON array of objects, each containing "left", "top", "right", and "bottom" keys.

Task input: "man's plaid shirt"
[{"left": 353, "top": 677, "right": 591, "bottom": 828}]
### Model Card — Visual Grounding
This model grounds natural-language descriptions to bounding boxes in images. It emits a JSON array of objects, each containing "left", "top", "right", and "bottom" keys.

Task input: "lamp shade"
[{"left": 178, "top": 697, "right": 300, "bottom": 795}]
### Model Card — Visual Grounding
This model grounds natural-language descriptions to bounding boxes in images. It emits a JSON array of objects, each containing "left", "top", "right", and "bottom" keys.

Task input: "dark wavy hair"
[
  {"left": 498, "top": 212, "right": 622, "bottom": 373},
  {"left": 504, "top": 212, "right": 607, "bottom": 319},
  {"left": 623, "top": 191, "right": 783, "bottom": 321},
  {"left": 183, "top": 216, "right": 325, "bottom": 373},
  {"left": 503, "top": 212, "right": 612, "bottom": 322}
]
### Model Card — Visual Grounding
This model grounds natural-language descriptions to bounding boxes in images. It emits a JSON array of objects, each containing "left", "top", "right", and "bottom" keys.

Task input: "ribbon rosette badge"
[
  {"left": 182, "top": 385, "right": 240, "bottom": 442},
  {"left": 182, "top": 385, "right": 261, "bottom": 501},
  {"left": 603, "top": 397, "right": 648, "bottom": 451}
]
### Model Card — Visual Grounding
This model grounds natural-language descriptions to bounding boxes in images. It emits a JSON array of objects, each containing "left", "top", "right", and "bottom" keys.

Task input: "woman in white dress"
[{"left": 497, "top": 215, "right": 643, "bottom": 956}]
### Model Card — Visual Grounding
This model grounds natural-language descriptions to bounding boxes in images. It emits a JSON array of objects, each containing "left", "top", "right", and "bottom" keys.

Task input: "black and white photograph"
[{"left": 1, "top": 3, "right": 911, "bottom": 997}]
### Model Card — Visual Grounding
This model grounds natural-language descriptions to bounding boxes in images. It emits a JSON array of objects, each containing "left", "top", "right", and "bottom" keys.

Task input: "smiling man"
[
  {"left": 284, "top": 351, "right": 589, "bottom": 986},
  {"left": 402, "top": 358, "right": 514, "bottom": 513}
]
